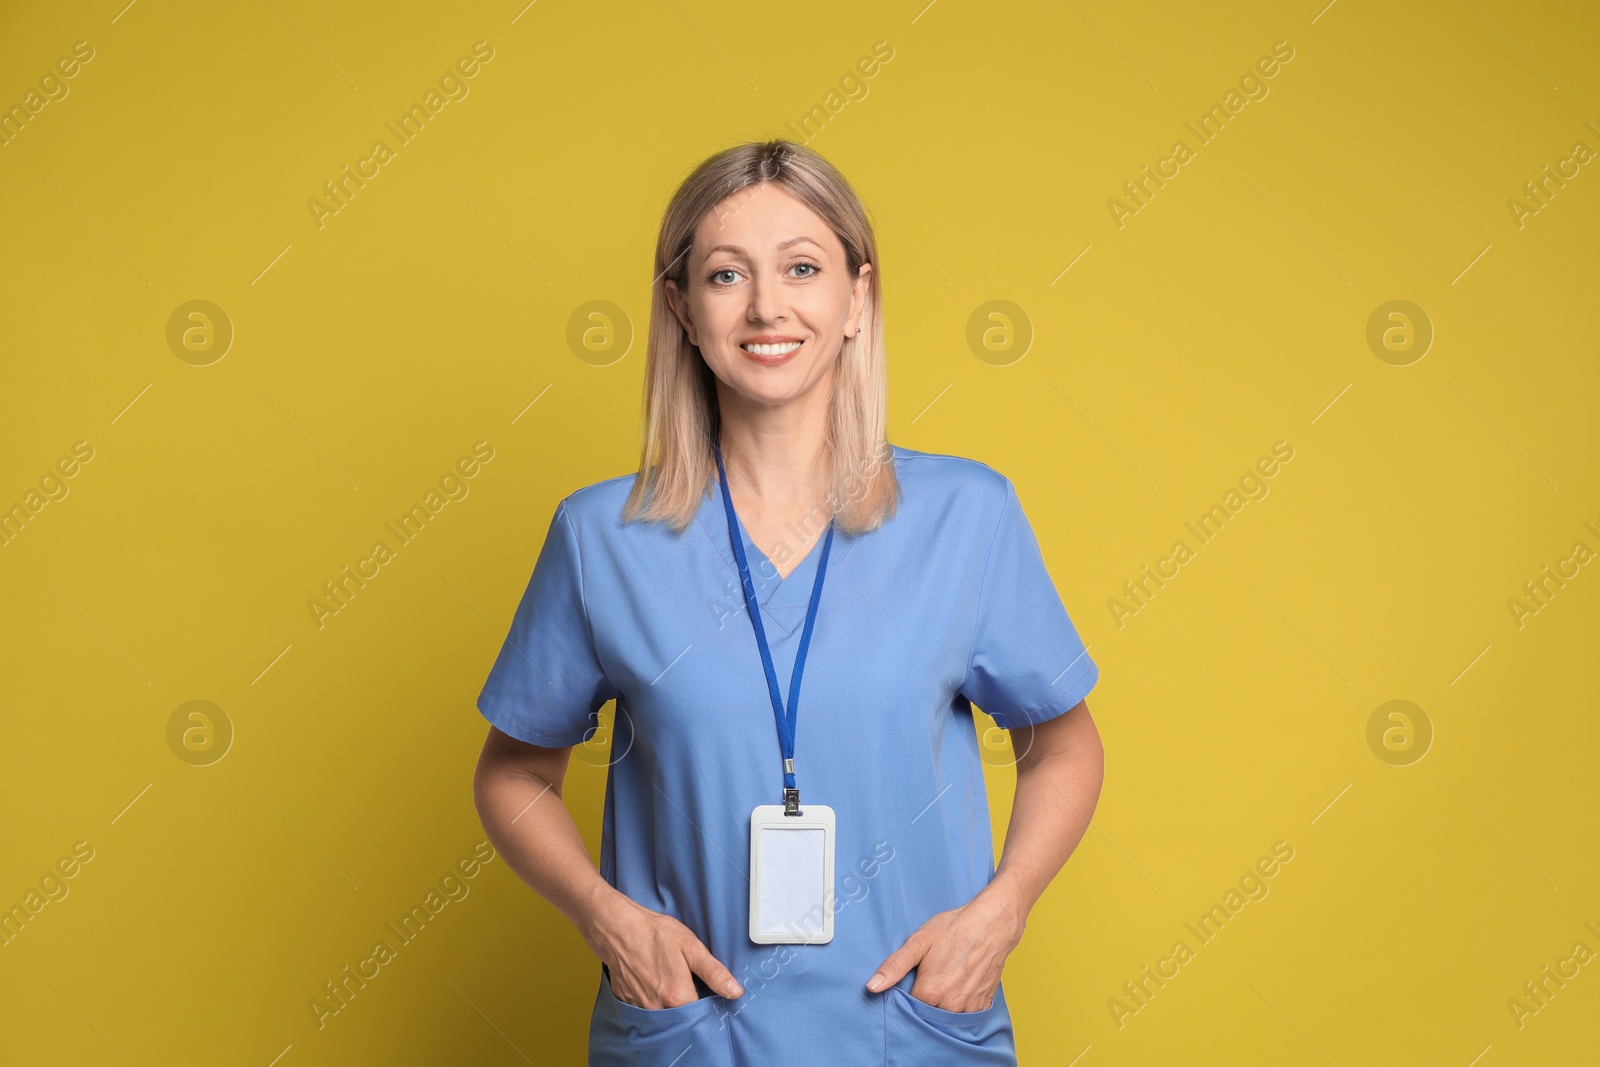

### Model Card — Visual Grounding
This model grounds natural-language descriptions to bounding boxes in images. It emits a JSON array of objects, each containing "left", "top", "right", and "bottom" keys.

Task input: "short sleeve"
[
  {"left": 960, "top": 479, "right": 1099, "bottom": 730},
  {"left": 475, "top": 500, "right": 620, "bottom": 747}
]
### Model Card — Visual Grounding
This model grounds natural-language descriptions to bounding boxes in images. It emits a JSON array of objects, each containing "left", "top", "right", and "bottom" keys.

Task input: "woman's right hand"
[{"left": 582, "top": 891, "right": 744, "bottom": 1008}]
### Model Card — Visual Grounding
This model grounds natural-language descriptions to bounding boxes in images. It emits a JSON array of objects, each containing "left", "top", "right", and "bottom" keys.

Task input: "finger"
[
  {"left": 686, "top": 939, "right": 744, "bottom": 998},
  {"left": 865, "top": 931, "right": 926, "bottom": 992},
  {"left": 608, "top": 966, "right": 651, "bottom": 1009}
]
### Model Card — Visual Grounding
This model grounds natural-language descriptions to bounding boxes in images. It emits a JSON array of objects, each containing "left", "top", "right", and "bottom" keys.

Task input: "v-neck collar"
[{"left": 694, "top": 484, "right": 840, "bottom": 637}]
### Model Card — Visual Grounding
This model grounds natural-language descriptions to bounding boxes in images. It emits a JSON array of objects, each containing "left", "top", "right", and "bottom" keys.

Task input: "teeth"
[{"left": 742, "top": 341, "right": 801, "bottom": 356}]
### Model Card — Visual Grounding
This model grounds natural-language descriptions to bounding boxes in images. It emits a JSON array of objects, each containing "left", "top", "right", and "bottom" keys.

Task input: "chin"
[{"left": 733, "top": 373, "right": 818, "bottom": 407}]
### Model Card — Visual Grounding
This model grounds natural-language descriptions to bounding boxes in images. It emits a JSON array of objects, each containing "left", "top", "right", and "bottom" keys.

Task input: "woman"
[{"left": 473, "top": 139, "right": 1105, "bottom": 1066}]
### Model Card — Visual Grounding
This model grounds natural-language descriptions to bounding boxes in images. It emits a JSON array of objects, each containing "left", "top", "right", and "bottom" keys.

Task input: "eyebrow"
[{"left": 700, "top": 236, "right": 826, "bottom": 259}]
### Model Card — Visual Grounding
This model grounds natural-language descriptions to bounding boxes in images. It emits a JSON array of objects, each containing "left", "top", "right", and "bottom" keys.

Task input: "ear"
[
  {"left": 664, "top": 278, "right": 698, "bottom": 345},
  {"left": 845, "top": 262, "right": 872, "bottom": 338}
]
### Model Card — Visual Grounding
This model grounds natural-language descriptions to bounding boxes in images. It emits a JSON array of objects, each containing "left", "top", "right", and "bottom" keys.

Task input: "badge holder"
[{"left": 749, "top": 801, "right": 835, "bottom": 944}]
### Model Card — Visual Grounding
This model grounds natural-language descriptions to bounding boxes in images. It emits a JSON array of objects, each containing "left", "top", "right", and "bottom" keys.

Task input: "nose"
[{"left": 747, "top": 271, "right": 786, "bottom": 325}]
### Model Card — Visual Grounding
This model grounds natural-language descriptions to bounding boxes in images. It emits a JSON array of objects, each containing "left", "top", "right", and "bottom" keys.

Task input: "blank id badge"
[{"left": 748, "top": 804, "right": 836, "bottom": 944}]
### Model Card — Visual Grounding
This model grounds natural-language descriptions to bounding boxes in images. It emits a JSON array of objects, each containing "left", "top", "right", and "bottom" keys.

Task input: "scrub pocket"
[
  {"left": 884, "top": 978, "right": 1017, "bottom": 1066},
  {"left": 589, "top": 963, "right": 736, "bottom": 1067}
]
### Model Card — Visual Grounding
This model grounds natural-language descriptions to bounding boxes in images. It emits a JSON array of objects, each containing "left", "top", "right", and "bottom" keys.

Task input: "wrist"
[
  {"left": 980, "top": 871, "right": 1033, "bottom": 930},
  {"left": 576, "top": 881, "right": 635, "bottom": 957}
]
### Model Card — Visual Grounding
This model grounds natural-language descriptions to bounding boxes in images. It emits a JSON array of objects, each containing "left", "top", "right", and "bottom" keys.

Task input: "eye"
[
  {"left": 791, "top": 261, "right": 820, "bottom": 278},
  {"left": 708, "top": 268, "right": 741, "bottom": 286}
]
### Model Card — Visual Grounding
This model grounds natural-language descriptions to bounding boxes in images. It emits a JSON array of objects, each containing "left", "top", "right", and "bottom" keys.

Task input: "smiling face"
[{"left": 665, "top": 182, "right": 871, "bottom": 413}]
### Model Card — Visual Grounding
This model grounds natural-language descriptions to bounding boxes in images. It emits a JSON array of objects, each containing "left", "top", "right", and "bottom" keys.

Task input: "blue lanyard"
[{"left": 713, "top": 438, "right": 835, "bottom": 815}]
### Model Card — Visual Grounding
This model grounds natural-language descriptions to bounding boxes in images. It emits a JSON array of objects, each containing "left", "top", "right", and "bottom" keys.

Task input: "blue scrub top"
[{"left": 476, "top": 445, "right": 1100, "bottom": 1066}]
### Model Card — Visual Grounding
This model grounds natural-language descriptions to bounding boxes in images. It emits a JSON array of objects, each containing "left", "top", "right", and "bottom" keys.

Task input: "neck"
[{"left": 715, "top": 373, "right": 832, "bottom": 507}]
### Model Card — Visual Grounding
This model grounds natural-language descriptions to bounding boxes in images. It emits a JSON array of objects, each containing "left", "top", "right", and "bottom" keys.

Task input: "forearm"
[
  {"left": 984, "top": 712, "right": 1104, "bottom": 919},
  {"left": 474, "top": 764, "right": 625, "bottom": 944}
]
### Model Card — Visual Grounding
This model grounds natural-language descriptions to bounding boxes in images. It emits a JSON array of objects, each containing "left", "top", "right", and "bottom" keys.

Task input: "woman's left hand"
[{"left": 864, "top": 885, "right": 1027, "bottom": 1012}]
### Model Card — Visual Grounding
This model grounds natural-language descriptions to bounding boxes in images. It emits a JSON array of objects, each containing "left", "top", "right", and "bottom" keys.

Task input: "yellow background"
[{"left": 2, "top": 0, "right": 1597, "bottom": 1063}]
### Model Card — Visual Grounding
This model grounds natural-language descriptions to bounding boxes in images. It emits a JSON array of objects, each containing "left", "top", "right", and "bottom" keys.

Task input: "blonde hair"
[{"left": 622, "top": 139, "right": 899, "bottom": 536}]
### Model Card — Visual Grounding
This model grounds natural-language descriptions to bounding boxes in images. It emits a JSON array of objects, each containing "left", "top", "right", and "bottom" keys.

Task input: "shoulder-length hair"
[{"left": 622, "top": 138, "right": 899, "bottom": 536}]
